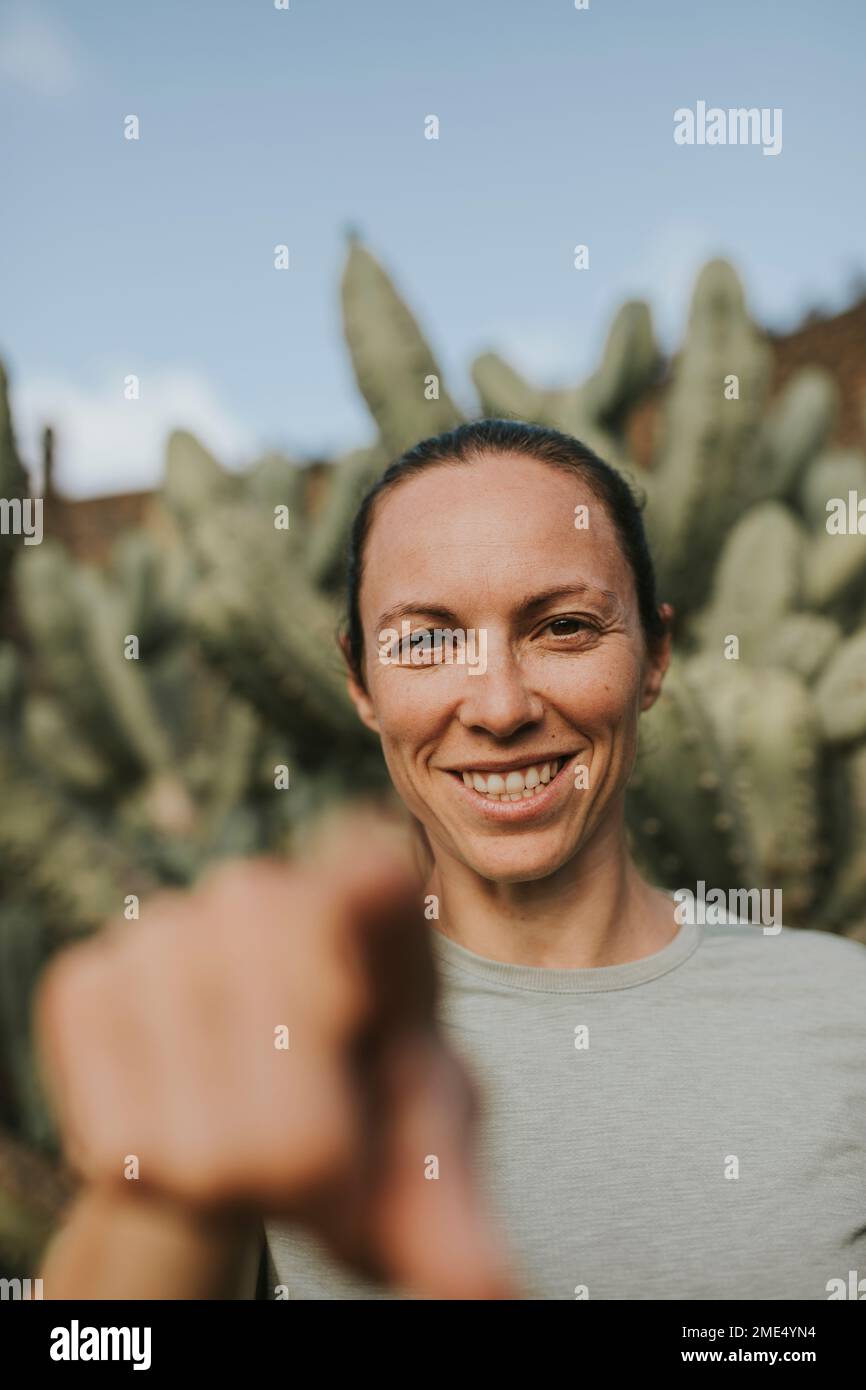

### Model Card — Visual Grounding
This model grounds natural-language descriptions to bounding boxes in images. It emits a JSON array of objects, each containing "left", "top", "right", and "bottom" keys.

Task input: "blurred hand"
[{"left": 34, "top": 809, "right": 517, "bottom": 1299}]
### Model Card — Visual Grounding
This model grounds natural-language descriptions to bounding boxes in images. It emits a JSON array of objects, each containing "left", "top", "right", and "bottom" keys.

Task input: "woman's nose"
[{"left": 455, "top": 645, "right": 544, "bottom": 737}]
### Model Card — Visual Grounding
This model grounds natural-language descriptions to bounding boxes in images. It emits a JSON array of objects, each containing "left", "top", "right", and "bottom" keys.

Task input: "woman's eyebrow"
[
  {"left": 521, "top": 584, "right": 623, "bottom": 618},
  {"left": 375, "top": 602, "right": 460, "bottom": 630},
  {"left": 375, "top": 585, "right": 621, "bottom": 632}
]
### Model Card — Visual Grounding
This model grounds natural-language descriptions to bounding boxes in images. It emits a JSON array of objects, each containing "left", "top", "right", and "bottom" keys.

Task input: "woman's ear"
[
  {"left": 339, "top": 631, "right": 381, "bottom": 734},
  {"left": 640, "top": 602, "right": 674, "bottom": 712}
]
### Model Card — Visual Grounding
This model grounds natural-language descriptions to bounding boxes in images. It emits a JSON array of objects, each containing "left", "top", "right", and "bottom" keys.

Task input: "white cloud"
[
  {"left": 0, "top": 2, "right": 86, "bottom": 98},
  {"left": 11, "top": 364, "right": 260, "bottom": 499}
]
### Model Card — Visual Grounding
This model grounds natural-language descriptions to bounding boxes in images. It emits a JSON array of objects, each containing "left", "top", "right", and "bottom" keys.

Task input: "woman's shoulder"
[{"left": 700, "top": 918, "right": 866, "bottom": 1007}]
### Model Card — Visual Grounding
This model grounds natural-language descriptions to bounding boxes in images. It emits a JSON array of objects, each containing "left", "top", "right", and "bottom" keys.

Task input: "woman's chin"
[{"left": 460, "top": 832, "right": 583, "bottom": 885}]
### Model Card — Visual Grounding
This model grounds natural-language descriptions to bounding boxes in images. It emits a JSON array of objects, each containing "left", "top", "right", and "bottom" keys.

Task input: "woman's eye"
[
  {"left": 545, "top": 617, "right": 594, "bottom": 637},
  {"left": 399, "top": 629, "right": 443, "bottom": 659}
]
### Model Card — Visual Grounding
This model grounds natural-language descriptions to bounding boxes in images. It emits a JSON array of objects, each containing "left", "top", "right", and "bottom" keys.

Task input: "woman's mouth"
[
  {"left": 456, "top": 757, "right": 564, "bottom": 800},
  {"left": 443, "top": 753, "right": 584, "bottom": 821}
]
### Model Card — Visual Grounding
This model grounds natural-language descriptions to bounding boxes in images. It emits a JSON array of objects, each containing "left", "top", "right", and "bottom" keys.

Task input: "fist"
[{"left": 34, "top": 812, "right": 516, "bottom": 1298}]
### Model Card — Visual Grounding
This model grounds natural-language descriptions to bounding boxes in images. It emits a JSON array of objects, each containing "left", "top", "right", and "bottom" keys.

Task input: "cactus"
[
  {"left": 0, "top": 743, "right": 157, "bottom": 937},
  {"left": 685, "top": 656, "right": 824, "bottom": 920},
  {"left": 472, "top": 299, "right": 661, "bottom": 478},
  {"left": 645, "top": 261, "right": 774, "bottom": 613},
  {"left": 578, "top": 301, "right": 660, "bottom": 428},
  {"left": 813, "top": 628, "right": 866, "bottom": 744},
  {"left": 626, "top": 655, "right": 757, "bottom": 888},
  {"left": 471, "top": 352, "right": 553, "bottom": 428},
  {"left": 341, "top": 232, "right": 463, "bottom": 457},
  {"left": 819, "top": 743, "right": 866, "bottom": 931},
  {"left": 162, "top": 428, "right": 240, "bottom": 524},
  {"left": 798, "top": 448, "right": 866, "bottom": 529},
  {"left": 690, "top": 502, "right": 807, "bottom": 659},
  {"left": 304, "top": 443, "right": 388, "bottom": 591},
  {"left": 0, "top": 361, "right": 28, "bottom": 600},
  {"left": 752, "top": 368, "right": 838, "bottom": 506},
  {"left": 187, "top": 504, "right": 359, "bottom": 745},
  {"left": 762, "top": 612, "right": 843, "bottom": 683},
  {"left": 245, "top": 449, "right": 308, "bottom": 519}
]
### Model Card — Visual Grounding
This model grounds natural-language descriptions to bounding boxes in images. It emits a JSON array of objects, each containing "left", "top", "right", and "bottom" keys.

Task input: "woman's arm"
[
  {"left": 34, "top": 824, "right": 515, "bottom": 1301},
  {"left": 39, "top": 1184, "right": 263, "bottom": 1300}
]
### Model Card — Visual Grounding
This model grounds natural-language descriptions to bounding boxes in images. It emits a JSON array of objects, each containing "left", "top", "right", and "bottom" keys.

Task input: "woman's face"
[{"left": 347, "top": 452, "right": 671, "bottom": 883}]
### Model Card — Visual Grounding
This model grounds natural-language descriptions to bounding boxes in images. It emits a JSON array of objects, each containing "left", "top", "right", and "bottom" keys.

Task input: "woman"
[{"left": 36, "top": 420, "right": 866, "bottom": 1300}]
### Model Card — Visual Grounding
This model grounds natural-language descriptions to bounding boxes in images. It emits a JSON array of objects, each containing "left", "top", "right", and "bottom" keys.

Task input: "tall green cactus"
[
  {"left": 626, "top": 654, "right": 756, "bottom": 887},
  {"left": 341, "top": 232, "right": 464, "bottom": 457}
]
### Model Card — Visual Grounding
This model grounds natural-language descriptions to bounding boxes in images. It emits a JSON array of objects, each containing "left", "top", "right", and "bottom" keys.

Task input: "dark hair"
[{"left": 342, "top": 418, "right": 667, "bottom": 688}]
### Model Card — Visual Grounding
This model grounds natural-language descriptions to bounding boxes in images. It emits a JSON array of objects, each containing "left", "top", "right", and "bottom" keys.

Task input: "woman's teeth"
[{"left": 460, "top": 759, "right": 562, "bottom": 801}]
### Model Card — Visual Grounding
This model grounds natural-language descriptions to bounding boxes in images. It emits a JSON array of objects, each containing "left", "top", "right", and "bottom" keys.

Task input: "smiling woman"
[
  {"left": 338, "top": 418, "right": 673, "bottom": 900},
  {"left": 258, "top": 417, "right": 866, "bottom": 1300}
]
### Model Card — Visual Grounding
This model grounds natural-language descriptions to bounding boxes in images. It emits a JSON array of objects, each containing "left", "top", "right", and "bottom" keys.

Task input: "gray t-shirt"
[{"left": 262, "top": 912, "right": 866, "bottom": 1299}]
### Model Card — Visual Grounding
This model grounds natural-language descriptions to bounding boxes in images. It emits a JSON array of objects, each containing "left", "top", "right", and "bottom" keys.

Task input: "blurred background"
[{"left": 1, "top": 0, "right": 865, "bottom": 1278}]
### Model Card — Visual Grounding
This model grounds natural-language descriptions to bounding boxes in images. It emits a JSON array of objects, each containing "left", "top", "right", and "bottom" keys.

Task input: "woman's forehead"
[
  {"left": 362, "top": 457, "right": 629, "bottom": 616},
  {"left": 370, "top": 454, "right": 617, "bottom": 545}
]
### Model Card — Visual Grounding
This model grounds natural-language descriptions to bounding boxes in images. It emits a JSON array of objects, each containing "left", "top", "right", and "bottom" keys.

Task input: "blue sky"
[{"left": 2, "top": 0, "right": 864, "bottom": 496}]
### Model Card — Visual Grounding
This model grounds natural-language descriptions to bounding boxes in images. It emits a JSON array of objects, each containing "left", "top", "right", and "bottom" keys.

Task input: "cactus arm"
[
  {"left": 626, "top": 654, "right": 757, "bottom": 890},
  {"left": 645, "top": 260, "right": 772, "bottom": 613},
  {"left": 305, "top": 444, "right": 387, "bottom": 591},
  {"left": 340, "top": 233, "right": 464, "bottom": 457}
]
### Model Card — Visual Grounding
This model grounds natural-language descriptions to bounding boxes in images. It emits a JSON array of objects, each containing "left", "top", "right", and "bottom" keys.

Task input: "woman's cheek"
[
  {"left": 368, "top": 678, "right": 445, "bottom": 801},
  {"left": 549, "top": 654, "right": 640, "bottom": 728},
  {"left": 371, "top": 672, "right": 444, "bottom": 739}
]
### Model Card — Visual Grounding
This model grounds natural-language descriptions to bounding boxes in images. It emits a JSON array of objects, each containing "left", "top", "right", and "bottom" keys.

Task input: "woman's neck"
[{"left": 425, "top": 817, "right": 680, "bottom": 970}]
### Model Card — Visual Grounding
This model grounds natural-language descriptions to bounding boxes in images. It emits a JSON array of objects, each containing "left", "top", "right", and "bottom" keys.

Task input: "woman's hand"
[{"left": 34, "top": 811, "right": 516, "bottom": 1299}]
